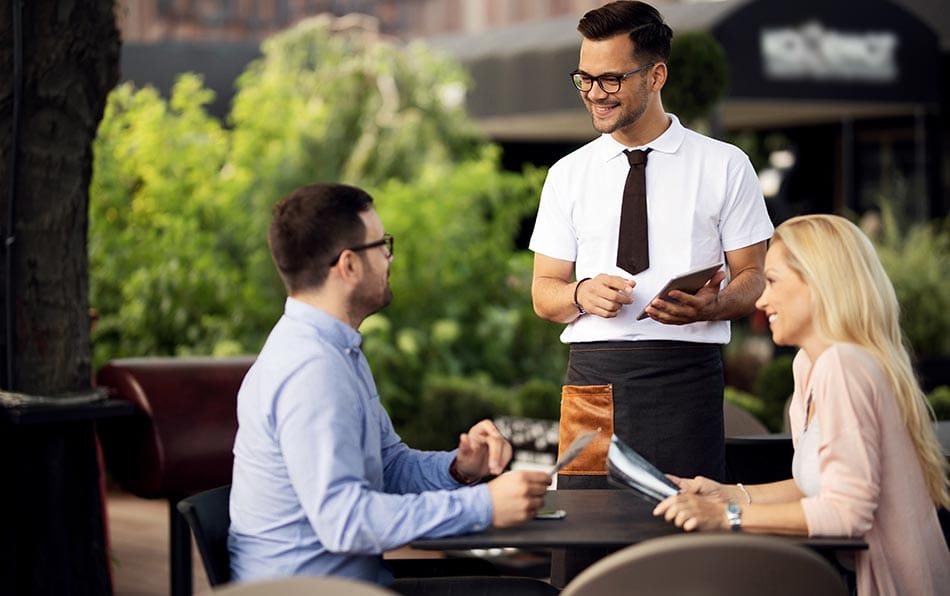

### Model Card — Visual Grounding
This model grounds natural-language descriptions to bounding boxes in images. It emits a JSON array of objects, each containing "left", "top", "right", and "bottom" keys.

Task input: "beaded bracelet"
[
  {"left": 573, "top": 277, "right": 591, "bottom": 315},
  {"left": 449, "top": 457, "right": 478, "bottom": 485}
]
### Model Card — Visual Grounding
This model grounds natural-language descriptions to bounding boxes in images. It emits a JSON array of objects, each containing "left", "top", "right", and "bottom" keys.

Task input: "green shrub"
[
  {"left": 927, "top": 385, "right": 950, "bottom": 421},
  {"left": 358, "top": 154, "right": 565, "bottom": 445},
  {"left": 89, "top": 17, "right": 580, "bottom": 448},
  {"left": 401, "top": 376, "right": 563, "bottom": 451},
  {"left": 752, "top": 354, "right": 795, "bottom": 432},
  {"left": 90, "top": 17, "right": 487, "bottom": 367},
  {"left": 402, "top": 375, "right": 506, "bottom": 450},
  {"left": 512, "top": 379, "right": 562, "bottom": 421},
  {"left": 89, "top": 76, "right": 272, "bottom": 364},
  {"left": 872, "top": 204, "right": 950, "bottom": 359},
  {"left": 664, "top": 32, "right": 729, "bottom": 127},
  {"left": 724, "top": 386, "right": 768, "bottom": 427}
]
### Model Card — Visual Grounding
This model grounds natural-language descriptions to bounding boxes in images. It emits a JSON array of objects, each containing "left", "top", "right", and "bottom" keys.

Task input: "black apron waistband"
[{"left": 569, "top": 340, "right": 719, "bottom": 352}]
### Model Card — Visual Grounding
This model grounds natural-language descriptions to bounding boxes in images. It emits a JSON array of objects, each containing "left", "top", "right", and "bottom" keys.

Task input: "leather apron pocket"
[{"left": 557, "top": 384, "right": 613, "bottom": 475}]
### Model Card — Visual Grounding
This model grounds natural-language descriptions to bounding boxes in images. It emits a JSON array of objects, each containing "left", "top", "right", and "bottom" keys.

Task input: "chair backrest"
[
  {"left": 176, "top": 484, "right": 232, "bottom": 586},
  {"left": 561, "top": 533, "right": 848, "bottom": 596},
  {"left": 211, "top": 576, "right": 398, "bottom": 595},
  {"left": 97, "top": 356, "right": 254, "bottom": 500},
  {"left": 723, "top": 401, "right": 769, "bottom": 437}
]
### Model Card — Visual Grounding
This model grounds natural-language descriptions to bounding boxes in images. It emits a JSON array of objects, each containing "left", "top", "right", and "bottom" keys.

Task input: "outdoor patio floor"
[
  {"left": 106, "top": 490, "right": 212, "bottom": 596},
  {"left": 105, "top": 489, "right": 448, "bottom": 596}
]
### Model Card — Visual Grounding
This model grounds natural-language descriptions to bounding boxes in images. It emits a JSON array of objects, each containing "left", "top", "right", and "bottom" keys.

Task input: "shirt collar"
[
  {"left": 284, "top": 296, "right": 363, "bottom": 351},
  {"left": 597, "top": 113, "right": 686, "bottom": 162}
]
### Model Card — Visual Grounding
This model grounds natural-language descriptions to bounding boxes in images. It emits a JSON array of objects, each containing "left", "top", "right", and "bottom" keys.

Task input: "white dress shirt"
[{"left": 530, "top": 114, "right": 774, "bottom": 344}]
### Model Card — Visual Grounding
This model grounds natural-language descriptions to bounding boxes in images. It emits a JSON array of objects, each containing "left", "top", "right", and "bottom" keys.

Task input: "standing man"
[
  {"left": 229, "top": 183, "right": 556, "bottom": 596},
  {"left": 530, "top": 1, "right": 773, "bottom": 490}
]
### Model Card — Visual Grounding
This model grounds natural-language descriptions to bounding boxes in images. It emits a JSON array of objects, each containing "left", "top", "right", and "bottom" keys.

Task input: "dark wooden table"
[
  {"left": 411, "top": 489, "right": 866, "bottom": 586},
  {"left": 412, "top": 489, "right": 865, "bottom": 552}
]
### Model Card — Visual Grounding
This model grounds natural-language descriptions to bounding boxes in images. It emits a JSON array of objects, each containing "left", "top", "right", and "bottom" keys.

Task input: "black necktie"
[{"left": 617, "top": 148, "right": 651, "bottom": 275}]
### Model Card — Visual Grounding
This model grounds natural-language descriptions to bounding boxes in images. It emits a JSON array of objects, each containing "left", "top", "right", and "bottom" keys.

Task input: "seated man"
[{"left": 228, "top": 183, "right": 556, "bottom": 596}]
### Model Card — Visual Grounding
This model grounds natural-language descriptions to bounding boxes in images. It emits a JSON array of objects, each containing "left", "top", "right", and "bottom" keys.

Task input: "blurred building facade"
[
  {"left": 116, "top": 0, "right": 608, "bottom": 40},
  {"left": 115, "top": 0, "right": 949, "bottom": 220}
]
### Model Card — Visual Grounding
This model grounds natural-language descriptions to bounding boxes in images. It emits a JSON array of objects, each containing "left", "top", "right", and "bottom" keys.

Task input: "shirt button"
[{"left": 473, "top": 524, "right": 484, "bottom": 531}]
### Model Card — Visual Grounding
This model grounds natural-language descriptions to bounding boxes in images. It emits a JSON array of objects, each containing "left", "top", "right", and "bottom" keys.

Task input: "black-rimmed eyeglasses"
[
  {"left": 329, "top": 233, "right": 394, "bottom": 267},
  {"left": 570, "top": 63, "right": 656, "bottom": 93}
]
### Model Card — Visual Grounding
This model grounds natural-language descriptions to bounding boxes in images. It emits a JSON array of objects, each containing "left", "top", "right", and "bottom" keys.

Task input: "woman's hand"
[
  {"left": 668, "top": 474, "right": 732, "bottom": 502},
  {"left": 653, "top": 493, "right": 729, "bottom": 532}
]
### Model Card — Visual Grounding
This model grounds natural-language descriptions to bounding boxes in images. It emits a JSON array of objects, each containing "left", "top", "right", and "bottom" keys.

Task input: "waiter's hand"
[
  {"left": 575, "top": 274, "right": 635, "bottom": 318},
  {"left": 453, "top": 419, "right": 512, "bottom": 482},
  {"left": 487, "top": 470, "right": 552, "bottom": 527},
  {"left": 642, "top": 270, "right": 726, "bottom": 325}
]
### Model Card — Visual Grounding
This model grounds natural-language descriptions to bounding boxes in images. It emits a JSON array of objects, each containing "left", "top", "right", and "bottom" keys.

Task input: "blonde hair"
[{"left": 773, "top": 214, "right": 950, "bottom": 508}]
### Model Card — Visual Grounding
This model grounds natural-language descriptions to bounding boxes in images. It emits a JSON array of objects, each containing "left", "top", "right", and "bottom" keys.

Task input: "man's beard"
[
  {"left": 586, "top": 78, "right": 649, "bottom": 135},
  {"left": 356, "top": 276, "right": 392, "bottom": 318}
]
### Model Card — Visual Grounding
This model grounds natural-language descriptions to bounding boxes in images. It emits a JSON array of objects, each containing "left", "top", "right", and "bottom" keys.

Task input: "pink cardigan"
[{"left": 789, "top": 344, "right": 950, "bottom": 595}]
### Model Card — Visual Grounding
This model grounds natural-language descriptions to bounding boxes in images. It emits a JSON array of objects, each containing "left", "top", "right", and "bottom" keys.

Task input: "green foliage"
[
  {"left": 360, "top": 151, "right": 566, "bottom": 434},
  {"left": 871, "top": 204, "right": 950, "bottom": 358},
  {"left": 401, "top": 375, "right": 506, "bottom": 450},
  {"left": 228, "top": 16, "right": 481, "bottom": 199},
  {"left": 752, "top": 354, "right": 795, "bottom": 432},
  {"left": 224, "top": 16, "right": 488, "bottom": 327},
  {"left": 89, "top": 76, "right": 274, "bottom": 365},
  {"left": 513, "top": 378, "right": 562, "bottom": 421},
  {"left": 90, "top": 17, "right": 566, "bottom": 447},
  {"left": 399, "top": 375, "right": 562, "bottom": 451},
  {"left": 724, "top": 386, "right": 768, "bottom": 426},
  {"left": 927, "top": 386, "right": 950, "bottom": 421},
  {"left": 664, "top": 32, "right": 729, "bottom": 126},
  {"left": 723, "top": 349, "right": 794, "bottom": 433},
  {"left": 735, "top": 365, "right": 950, "bottom": 429}
]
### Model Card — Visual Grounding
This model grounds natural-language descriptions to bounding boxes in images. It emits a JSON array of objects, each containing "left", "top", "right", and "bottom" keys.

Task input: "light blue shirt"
[{"left": 228, "top": 298, "right": 493, "bottom": 585}]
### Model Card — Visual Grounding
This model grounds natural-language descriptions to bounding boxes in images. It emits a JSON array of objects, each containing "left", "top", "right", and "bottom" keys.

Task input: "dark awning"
[{"left": 424, "top": 0, "right": 943, "bottom": 141}]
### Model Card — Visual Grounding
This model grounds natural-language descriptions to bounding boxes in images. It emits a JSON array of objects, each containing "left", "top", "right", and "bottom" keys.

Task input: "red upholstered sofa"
[{"left": 96, "top": 356, "right": 254, "bottom": 596}]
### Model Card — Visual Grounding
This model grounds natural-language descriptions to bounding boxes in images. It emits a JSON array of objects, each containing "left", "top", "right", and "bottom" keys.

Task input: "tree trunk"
[{"left": 0, "top": 1, "right": 120, "bottom": 594}]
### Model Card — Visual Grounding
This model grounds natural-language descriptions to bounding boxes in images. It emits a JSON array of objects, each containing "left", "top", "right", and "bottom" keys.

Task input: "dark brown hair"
[
  {"left": 267, "top": 183, "right": 373, "bottom": 293},
  {"left": 578, "top": 1, "right": 673, "bottom": 64}
]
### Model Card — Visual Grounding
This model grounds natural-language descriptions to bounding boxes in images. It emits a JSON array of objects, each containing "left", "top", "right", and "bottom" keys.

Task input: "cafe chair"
[
  {"left": 560, "top": 533, "right": 847, "bottom": 596},
  {"left": 723, "top": 401, "right": 769, "bottom": 437},
  {"left": 723, "top": 401, "right": 793, "bottom": 485},
  {"left": 211, "top": 576, "right": 398, "bottom": 595},
  {"left": 176, "top": 484, "right": 232, "bottom": 586}
]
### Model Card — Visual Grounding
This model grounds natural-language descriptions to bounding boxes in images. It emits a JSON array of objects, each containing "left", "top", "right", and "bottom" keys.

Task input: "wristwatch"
[{"left": 726, "top": 502, "right": 742, "bottom": 531}]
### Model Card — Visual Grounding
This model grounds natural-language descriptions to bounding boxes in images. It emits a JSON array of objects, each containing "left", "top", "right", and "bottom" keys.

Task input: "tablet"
[{"left": 635, "top": 262, "right": 723, "bottom": 321}]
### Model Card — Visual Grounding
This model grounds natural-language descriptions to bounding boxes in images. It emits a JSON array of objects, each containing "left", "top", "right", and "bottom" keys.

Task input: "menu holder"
[{"left": 606, "top": 434, "right": 679, "bottom": 504}]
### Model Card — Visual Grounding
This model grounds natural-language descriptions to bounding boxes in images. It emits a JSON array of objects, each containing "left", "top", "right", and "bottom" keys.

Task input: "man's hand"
[
  {"left": 641, "top": 270, "right": 726, "bottom": 324},
  {"left": 486, "top": 470, "right": 552, "bottom": 527},
  {"left": 575, "top": 274, "right": 635, "bottom": 318},
  {"left": 453, "top": 419, "right": 513, "bottom": 482},
  {"left": 645, "top": 242, "right": 767, "bottom": 325}
]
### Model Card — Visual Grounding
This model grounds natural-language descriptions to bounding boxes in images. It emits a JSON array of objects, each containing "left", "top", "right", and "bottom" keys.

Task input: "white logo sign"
[{"left": 761, "top": 21, "right": 898, "bottom": 83}]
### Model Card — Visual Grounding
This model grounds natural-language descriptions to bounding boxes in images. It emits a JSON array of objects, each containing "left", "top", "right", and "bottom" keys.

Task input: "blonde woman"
[{"left": 654, "top": 214, "right": 950, "bottom": 595}]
